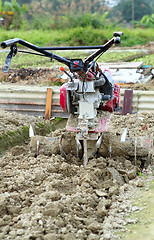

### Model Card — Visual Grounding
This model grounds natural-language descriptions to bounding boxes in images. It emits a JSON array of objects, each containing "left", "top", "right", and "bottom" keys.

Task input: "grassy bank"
[
  {"left": 0, "top": 117, "right": 68, "bottom": 155},
  {"left": 0, "top": 27, "right": 154, "bottom": 47},
  {"left": 0, "top": 122, "right": 51, "bottom": 155}
]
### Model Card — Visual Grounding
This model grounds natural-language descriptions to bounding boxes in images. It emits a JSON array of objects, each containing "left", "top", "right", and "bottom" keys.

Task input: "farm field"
[{"left": 0, "top": 27, "right": 154, "bottom": 240}]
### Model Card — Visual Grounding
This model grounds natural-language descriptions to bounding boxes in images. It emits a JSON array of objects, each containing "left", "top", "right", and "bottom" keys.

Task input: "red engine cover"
[
  {"left": 100, "top": 100, "right": 113, "bottom": 112},
  {"left": 60, "top": 75, "right": 120, "bottom": 113},
  {"left": 60, "top": 83, "right": 67, "bottom": 112},
  {"left": 59, "top": 70, "right": 120, "bottom": 133}
]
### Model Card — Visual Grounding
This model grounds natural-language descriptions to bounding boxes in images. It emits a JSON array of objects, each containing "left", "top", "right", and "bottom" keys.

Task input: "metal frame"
[{"left": 1, "top": 32, "right": 123, "bottom": 72}]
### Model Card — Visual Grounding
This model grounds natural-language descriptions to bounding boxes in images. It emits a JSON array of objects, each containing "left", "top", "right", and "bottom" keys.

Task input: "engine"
[{"left": 60, "top": 65, "right": 120, "bottom": 135}]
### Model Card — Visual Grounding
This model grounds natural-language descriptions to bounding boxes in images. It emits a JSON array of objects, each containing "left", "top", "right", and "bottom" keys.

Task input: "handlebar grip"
[
  {"left": 113, "top": 32, "right": 123, "bottom": 37},
  {"left": 1, "top": 38, "right": 20, "bottom": 48}
]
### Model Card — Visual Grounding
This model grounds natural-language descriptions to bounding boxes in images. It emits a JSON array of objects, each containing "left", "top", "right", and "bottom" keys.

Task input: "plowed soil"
[
  {"left": 0, "top": 65, "right": 153, "bottom": 90},
  {"left": 0, "top": 109, "right": 153, "bottom": 240}
]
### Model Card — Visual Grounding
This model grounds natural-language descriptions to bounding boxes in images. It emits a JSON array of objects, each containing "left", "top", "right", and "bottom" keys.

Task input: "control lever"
[
  {"left": 113, "top": 32, "right": 123, "bottom": 37},
  {"left": 3, "top": 44, "right": 17, "bottom": 73}
]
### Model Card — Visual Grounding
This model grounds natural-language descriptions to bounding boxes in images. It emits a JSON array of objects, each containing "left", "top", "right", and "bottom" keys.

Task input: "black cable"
[
  {"left": 18, "top": 50, "right": 49, "bottom": 57},
  {"left": 95, "top": 51, "right": 105, "bottom": 62}
]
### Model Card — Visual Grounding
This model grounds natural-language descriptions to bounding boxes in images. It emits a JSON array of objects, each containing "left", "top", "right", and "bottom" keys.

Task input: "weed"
[{"left": 137, "top": 172, "right": 143, "bottom": 176}]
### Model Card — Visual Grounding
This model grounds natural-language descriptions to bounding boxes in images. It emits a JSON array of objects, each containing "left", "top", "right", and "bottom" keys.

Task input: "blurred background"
[{"left": 0, "top": 0, "right": 153, "bottom": 47}]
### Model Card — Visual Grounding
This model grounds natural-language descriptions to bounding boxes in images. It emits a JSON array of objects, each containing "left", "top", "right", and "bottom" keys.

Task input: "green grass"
[
  {"left": 132, "top": 54, "right": 154, "bottom": 66},
  {"left": 0, "top": 51, "right": 52, "bottom": 68},
  {"left": 1, "top": 50, "right": 153, "bottom": 69},
  {"left": 116, "top": 180, "right": 154, "bottom": 240},
  {"left": 0, "top": 27, "right": 153, "bottom": 69},
  {"left": 0, "top": 121, "right": 51, "bottom": 155},
  {"left": 0, "top": 27, "right": 154, "bottom": 47}
]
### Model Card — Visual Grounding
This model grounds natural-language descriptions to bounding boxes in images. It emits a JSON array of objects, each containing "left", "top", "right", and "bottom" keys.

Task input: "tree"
[
  {"left": 110, "top": 0, "right": 152, "bottom": 23},
  {"left": 0, "top": 0, "right": 2, "bottom": 12},
  {"left": 137, "top": 13, "right": 154, "bottom": 28},
  {"left": 2, "top": 0, "right": 27, "bottom": 29},
  {"left": 147, "top": 0, "right": 154, "bottom": 11}
]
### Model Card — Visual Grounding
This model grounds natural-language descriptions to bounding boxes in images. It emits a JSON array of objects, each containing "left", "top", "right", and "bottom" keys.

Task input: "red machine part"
[
  {"left": 60, "top": 83, "right": 120, "bottom": 113},
  {"left": 60, "top": 80, "right": 120, "bottom": 133},
  {"left": 60, "top": 83, "right": 67, "bottom": 112},
  {"left": 66, "top": 114, "right": 111, "bottom": 133},
  {"left": 60, "top": 65, "right": 120, "bottom": 114},
  {"left": 100, "top": 99, "right": 113, "bottom": 112},
  {"left": 113, "top": 83, "right": 120, "bottom": 109},
  {"left": 73, "top": 62, "right": 79, "bottom": 68}
]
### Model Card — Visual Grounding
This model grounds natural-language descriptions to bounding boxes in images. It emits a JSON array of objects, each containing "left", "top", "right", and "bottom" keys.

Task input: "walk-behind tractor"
[{"left": 1, "top": 32, "right": 123, "bottom": 166}]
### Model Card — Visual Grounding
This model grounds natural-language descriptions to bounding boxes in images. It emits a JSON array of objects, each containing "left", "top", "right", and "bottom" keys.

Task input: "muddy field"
[
  {"left": 0, "top": 109, "right": 154, "bottom": 240},
  {"left": 0, "top": 65, "right": 154, "bottom": 91},
  {"left": 0, "top": 66, "right": 62, "bottom": 86}
]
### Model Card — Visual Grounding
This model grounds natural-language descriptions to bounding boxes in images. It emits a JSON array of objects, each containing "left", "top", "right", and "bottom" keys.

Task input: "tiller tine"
[{"left": 83, "top": 139, "right": 88, "bottom": 167}]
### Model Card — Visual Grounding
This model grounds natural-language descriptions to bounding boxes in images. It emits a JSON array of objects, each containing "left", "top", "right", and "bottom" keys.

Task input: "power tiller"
[{"left": 1, "top": 31, "right": 123, "bottom": 166}]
